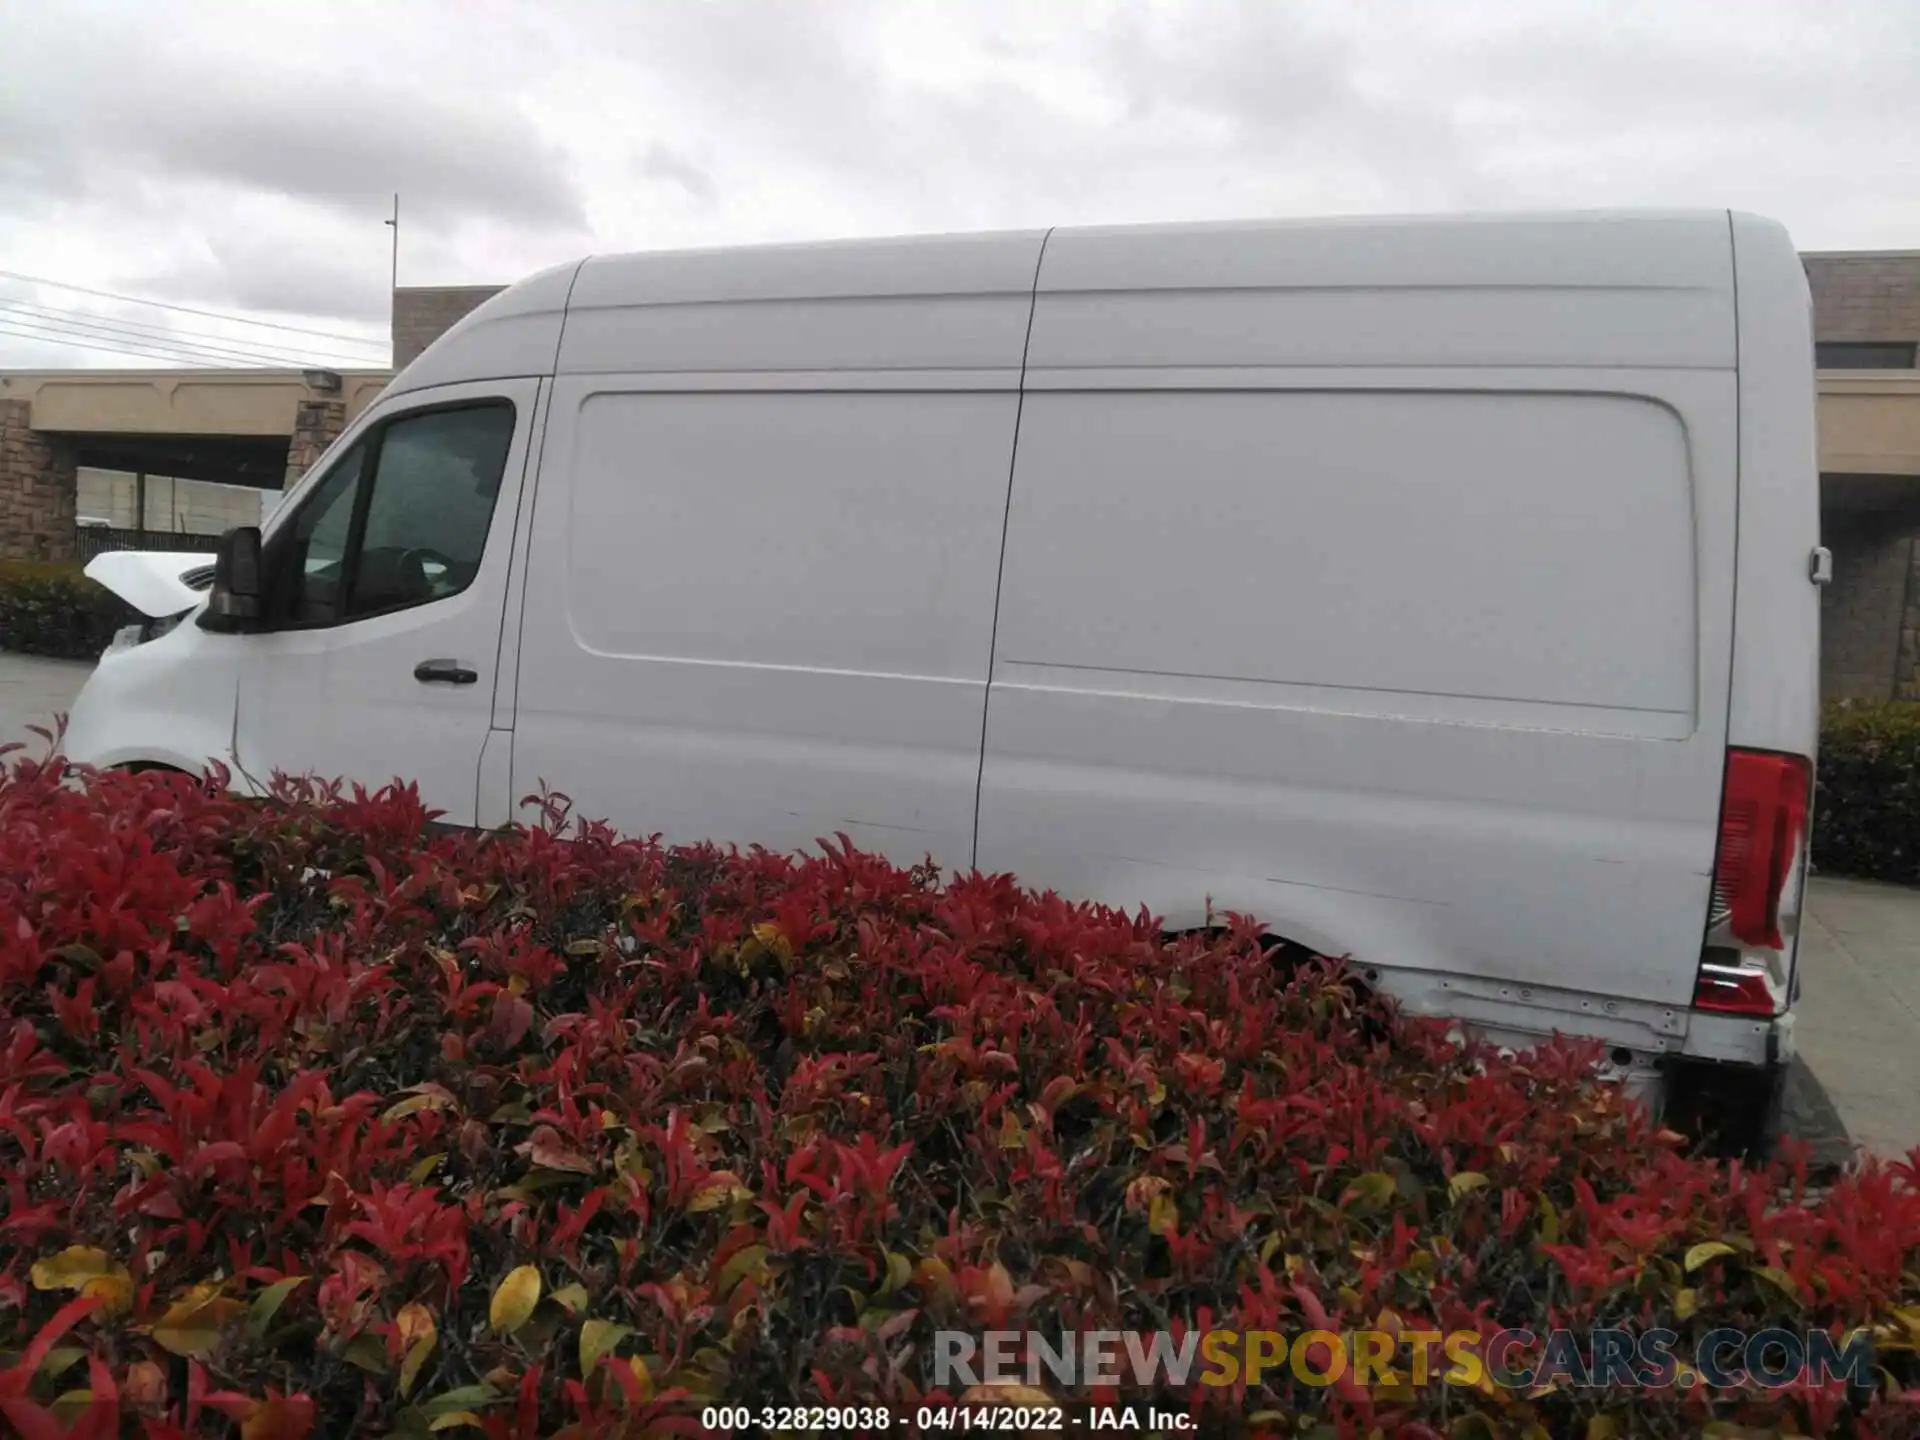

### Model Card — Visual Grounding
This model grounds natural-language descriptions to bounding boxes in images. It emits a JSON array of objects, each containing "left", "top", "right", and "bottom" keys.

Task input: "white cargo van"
[{"left": 67, "top": 211, "right": 1823, "bottom": 1137}]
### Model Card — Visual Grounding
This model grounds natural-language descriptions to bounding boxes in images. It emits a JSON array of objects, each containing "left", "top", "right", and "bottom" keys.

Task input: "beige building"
[
  {"left": 5, "top": 265, "right": 1920, "bottom": 704},
  {"left": 1804, "top": 252, "right": 1920, "bottom": 700}
]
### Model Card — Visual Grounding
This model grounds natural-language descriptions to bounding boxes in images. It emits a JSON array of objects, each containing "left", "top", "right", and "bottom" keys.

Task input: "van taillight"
[{"left": 1694, "top": 748, "right": 1811, "bottom": 1015}]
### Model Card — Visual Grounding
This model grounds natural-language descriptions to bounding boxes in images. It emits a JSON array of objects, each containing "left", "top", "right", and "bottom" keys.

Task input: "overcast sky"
[{"left": 2, "top": 0, "right": 1916, "bottom": 371}]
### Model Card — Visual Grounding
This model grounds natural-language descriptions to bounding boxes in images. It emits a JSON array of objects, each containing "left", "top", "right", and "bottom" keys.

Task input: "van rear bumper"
[
  {"left": 1683, "top": 1006, "right": 1794, "bottom": 1068},
  {"left": 1371, "top": 962, "right": 1792, "bottom": 1085}
]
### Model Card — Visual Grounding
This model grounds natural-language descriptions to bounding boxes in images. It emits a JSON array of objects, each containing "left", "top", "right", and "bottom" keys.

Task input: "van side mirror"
[{"left": 206, "top": 525, "right": 263, "bottom": 626}]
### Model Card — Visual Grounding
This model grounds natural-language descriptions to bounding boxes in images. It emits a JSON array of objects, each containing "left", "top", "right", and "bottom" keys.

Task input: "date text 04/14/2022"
[{"left": 697, "top": 1403, "right": 1197, "bottom": 1430}]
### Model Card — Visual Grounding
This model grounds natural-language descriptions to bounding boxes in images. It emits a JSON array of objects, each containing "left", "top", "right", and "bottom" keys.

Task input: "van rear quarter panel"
[{"left": 976, "top": 215, "right": 1741, "bottom": 1024}]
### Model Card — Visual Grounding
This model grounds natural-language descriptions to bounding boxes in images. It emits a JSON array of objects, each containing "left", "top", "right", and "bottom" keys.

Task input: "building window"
[{"left": 1815, "top": 341, "right": 1917, "bottom": 370}]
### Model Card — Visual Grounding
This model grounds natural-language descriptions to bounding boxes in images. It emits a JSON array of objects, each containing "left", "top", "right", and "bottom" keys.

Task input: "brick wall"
[
  {"left": 392, "top": 286, "right": 506, "bottom": 370},
  {"left": 0, "top": 398, "right": 77, "bottom": 562},
  {"left": 285, "top": 397, "right": 347, "bottom": 487},
  {"left": 1806, "top": 253, "right": 1920, "bottom": 343}
]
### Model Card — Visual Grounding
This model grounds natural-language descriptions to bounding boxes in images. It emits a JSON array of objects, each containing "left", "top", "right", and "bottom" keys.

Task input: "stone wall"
[
  {"left": 285, "top": 397, "right": 347, "bottom": 488},
  {"left": 0, "top": 398, "right": 77, "bottom": 562},
  {"left": 1805, "top": 253, "right": 1920, "bottom": 344},
  {"left": 1821, "top": 514, "right": 1914, "bottom": 699},
  {"left": 392, "top": 286, "right": 506, "bottom": 370}
]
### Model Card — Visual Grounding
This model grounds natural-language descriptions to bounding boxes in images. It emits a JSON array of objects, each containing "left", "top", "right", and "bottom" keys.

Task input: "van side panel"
[
  {"left": 507, "top": 232, "right": 1046, "bottom": 864},
  {"left": 510, "top": 386, "right": 1020, "bottom": 865},
  {"left": 975, "top": 215, "right": 1740, "bottom": 1048}
]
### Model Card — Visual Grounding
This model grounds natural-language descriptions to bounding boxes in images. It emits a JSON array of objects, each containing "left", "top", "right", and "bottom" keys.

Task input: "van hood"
[{"left": 84, "top": 551, "right": 215, "bottom": 618}]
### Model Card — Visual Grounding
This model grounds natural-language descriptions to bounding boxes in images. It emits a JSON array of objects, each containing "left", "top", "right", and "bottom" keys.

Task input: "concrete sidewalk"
[
  {"left": 1794, "top": 875, "right": 1920, "bottom": 1160},
  {"left": 0, "top": 653, "right": 92, "bottom": 753}
]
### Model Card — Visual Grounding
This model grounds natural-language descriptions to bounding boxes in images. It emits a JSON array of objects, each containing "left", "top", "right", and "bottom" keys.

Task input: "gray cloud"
[{"left": 3, "top": 0, "right": 1916, "bottom": 370}]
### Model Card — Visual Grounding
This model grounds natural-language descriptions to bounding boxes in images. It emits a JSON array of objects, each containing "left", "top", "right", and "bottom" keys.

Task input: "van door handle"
[{"left": 414, "top": 658, "right": 478, "bottom": 685}]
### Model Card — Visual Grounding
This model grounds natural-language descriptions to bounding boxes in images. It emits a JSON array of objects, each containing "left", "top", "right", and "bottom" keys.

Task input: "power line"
[
  {"left": 0, "top": 318, "right": 301, "bottom": 369},
  {"left": 0, "top": 297, "right": 378, "bottom": 367},
  {"left": 0, "top": 268, "right": 389, "bottom": 351},
  {"left": 0, "top": 302, "right": 341, "bottom": 369},
  {"left": 0, "top": 313, "right": 307, "bottom": 369}
]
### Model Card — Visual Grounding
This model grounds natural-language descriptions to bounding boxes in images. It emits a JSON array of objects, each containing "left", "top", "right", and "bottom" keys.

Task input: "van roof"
[{"left": 389, "top": 209, "right": 1770, "bottom": 394}]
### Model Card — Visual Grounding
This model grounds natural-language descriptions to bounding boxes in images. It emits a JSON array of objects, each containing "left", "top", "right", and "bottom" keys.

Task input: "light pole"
[{"left": 385, "top": 193, "right": 399, "bottom": 365}]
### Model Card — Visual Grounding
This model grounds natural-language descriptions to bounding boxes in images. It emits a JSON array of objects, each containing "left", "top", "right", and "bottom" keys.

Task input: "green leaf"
[
  {"left": 36, "top": 1347, "right": 87, "bottom": 1380},
  {"left": 1447, "top": 1172, "right": 1490, "bottom": 1203},
  {"left": 579, "top": 1318, "right": 631, "bottom": 1377},
  {"left": 716, "top": 1244, "right": 769, "bottom": 1299},
  {"left": 1754, "top": 1265, "right": 1802, "bottom": 1303},
  {"left": 248, "top": 1276, "right": 307, "bottom": 1337},
  {"left": 417, "top": 1386, "right": 501, "bottom": 1420},
  {"left": 1537, "top": 1194, "right": 1560, "bottom": 1246},
  {"left": 1684, "top": 1241, "right": 1737, "bottom": 1273},
  {"left": 1344, "top": 1172, "right": 1397, "bottom": 1211},
  {"left": 344, "top": 1333, "right": 390, "bottom": 1374}
]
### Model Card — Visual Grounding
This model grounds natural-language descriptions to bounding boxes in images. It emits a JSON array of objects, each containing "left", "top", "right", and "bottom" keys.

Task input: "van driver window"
[{"left": 344, "top": 403, "right": 516, "bottom": 620}]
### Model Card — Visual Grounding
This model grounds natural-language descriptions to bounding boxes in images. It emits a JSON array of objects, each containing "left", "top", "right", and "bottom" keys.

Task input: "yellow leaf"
[
  {"left": 490, "top": 1266, "right": 542, "bottom": 1334},
  {"left": 1684, "top": 1241, "right": 1737, "bottom": 1273},
  {"left": 243, "top": 1398, "right": 311, "bottom": 1440},
  {"left": 398, "top": 1303, "right": 438, "bottom": 1398},
  {"left": 152, "top": 1284, "right": 247, "bottom": 1358},
  {"left": 1674, "top": 1287, "right": 1698, "bottom": 1321},
  {"left": 1448, "top": 1172, "right": 1490, "bottom": 1203},
  {"left": 430, "top": 1414, "right": 486, "bottom": 1432},
  {"left": 551, "top": 1282, "right": 591, "bottom": 1317},
  {"left": 750, "top": 922, "right": 793, "bottom": 961},
  {"left": 1587, "top": 1417, "right": 1618, "bottom": 1440},
  {"left": 579, "top": 1318, "right": 632, "bottom": 1378},
  {"left": 248, "top": 1276, "right": 307, "bottom": 1337},
  {"left": 31, "top": 1246, "right": 114, "bottom": 1292},
  {"left": 1345, "top": 1172, "right": 1397, "bottom": 1211},
  {"left": 409, "top": 1154, "right": 447, "bottom": 1186},
  {"left": 687, "top": 1179, "right": 750, "bottom": 1213},
  {"left": 627, "top": 1355, "right": 655, "bottom": 1401},
  {"left": 1148, "top": 1191, "right": 1178, "bottom": 1237},
  {"left": 913, "top": 1257, "right": 956, "bottom": 1300},
  {"left": 998, "top": 1110, "right": 1027, "bottom": 1150},
  {"left": 81, "top": 1270, "right": 135, "bottom": 1316},
  {"left": 565, "top": 938, "right": 603, "bottom": 956}
]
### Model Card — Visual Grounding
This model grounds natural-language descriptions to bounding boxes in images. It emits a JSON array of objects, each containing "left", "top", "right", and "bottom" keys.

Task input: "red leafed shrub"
[{"left": 2, "top": 741, "right": 1920, "bottom": 1438}]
